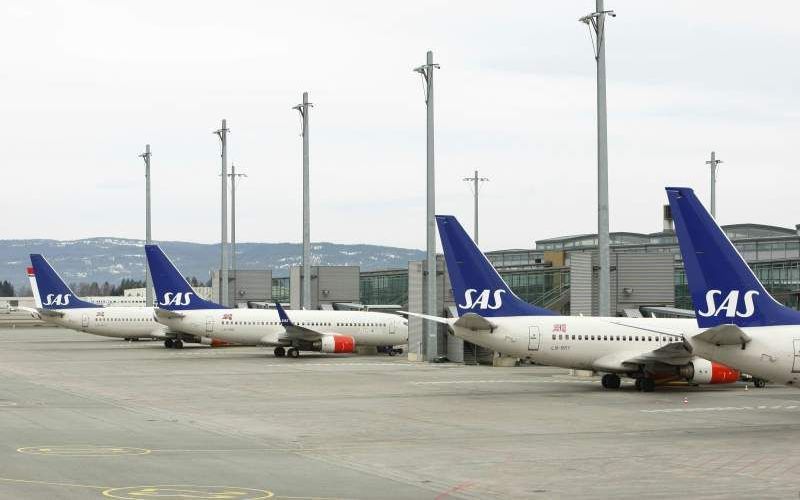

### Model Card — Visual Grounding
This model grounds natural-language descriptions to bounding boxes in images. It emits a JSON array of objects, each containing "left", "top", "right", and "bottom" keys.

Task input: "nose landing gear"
[{"left": 601, "top": 374, "right": 621, "bottom": 389}]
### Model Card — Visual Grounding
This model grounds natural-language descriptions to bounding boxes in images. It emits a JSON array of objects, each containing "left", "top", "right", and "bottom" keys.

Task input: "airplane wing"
[
  {"left": 693, "top": 324, "right": 751, "bottom": 346},
  {"left": 274, "top": 302, "right": 324, "bottom": 341},
  {"left": 593, "top": 342, "right": 694, "bottom": 372}
]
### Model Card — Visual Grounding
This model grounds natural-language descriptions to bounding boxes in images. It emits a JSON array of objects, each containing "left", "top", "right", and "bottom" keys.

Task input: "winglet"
[{"left": 274, "top": 302, "right": 294, "bottom": 326}]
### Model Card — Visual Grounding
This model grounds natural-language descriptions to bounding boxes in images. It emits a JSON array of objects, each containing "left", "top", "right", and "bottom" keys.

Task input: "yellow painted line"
[
  {"left": 17, "top": 445, "right": 152, "bottom": 457},
  {"left": 102, "top": 485, "right": 274, "bottom": 499},
  {"left": 0, "top": 476, "right": 108, "bottom": 490}
]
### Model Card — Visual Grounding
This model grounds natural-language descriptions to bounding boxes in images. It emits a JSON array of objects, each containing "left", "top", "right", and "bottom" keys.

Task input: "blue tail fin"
[
  {"left": 274, "top": 302, "right": 294, "bottom": 326},
  {"left": 666, "top": 187, "right": 800, "bottom": 327},
  {"left": 29, "top": 254, "right": 98, "bottom": 309},
  {"left": 436, "top": 215, "right": 555, "bottom": 318},
  {"left": 145, "top": 245, "right": 226, "bottom": 310}
]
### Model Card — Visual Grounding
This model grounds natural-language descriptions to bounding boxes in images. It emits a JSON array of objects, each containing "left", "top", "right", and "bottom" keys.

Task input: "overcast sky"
[{"left": 1, "top": 1, "right": 798, "bottom": 251}]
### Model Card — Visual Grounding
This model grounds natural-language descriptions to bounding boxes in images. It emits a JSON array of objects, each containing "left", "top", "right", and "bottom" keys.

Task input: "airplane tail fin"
[
  {"left": 29, "top": 254, "right": 97, "bottom": 309},
  {"left": 145, "top": 245, "right": 226, "bottom": 310},
  {"left": 666, "top": 186, "right": 800, "bottom": 327},
  {"left": 435, "top": 215, "right": 555, "bottom": 318},
  {"left": 27, "top": 266, "right": 42, "bottom": 308},
  {"left": 274, "top": 302, "right": 294, "bottom": 326}
]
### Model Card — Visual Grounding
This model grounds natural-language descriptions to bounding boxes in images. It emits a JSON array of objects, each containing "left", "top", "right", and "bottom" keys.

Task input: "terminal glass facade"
[
  {"left": 272, "top": 277, "right": 290, "bottom": 303},
  {"left": 360, "top": 271, "right": 409, "bottom": 306}
]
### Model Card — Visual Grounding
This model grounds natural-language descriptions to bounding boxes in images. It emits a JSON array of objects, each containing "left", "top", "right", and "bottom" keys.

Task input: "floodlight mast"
[
  {"left": 214, "top": 120, "right": 230, "bottom": 307},
  {"left": 463, "top": 170, "right": 489, "bottom": 245},
  {"left": 228, "top": 164, "right": 247, "bottom": 304},
  {"left": 293, "top": 92, "right": 313, "bottom": 310},
  {"left": 580, "top": 1, "right": 615, "bottom": 317},
  {"left": 705, "top": 151, "right": 723, "bottom": 218},
  {"left": 414, "top": 51, "right": 440, "bottom": 362},
  {"left": 138, "top": 144, "right": 153, "bottom": 307}
]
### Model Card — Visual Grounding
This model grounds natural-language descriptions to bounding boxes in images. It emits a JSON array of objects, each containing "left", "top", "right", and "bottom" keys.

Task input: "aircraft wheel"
[
  {"left": 754, "top": 378, "right": 766, "bottom": 388},
  {"left": 388, "top": 349, "right": 396, "bottom": 357},
  {"left": 601, "top": 374, "right": 621, "bottom": 389},
  {"left": 641, "top": 378, "right": 656, "bottom": 392},
  {"left": 288, "top": 348, "right": 300, "bottom": 358},
  {"left": 174, "top": 340, "right": 184, "bottom": 349},
  {"left": 164, "top": 339, "right": 174, "bottom": 349},
  {"left": 274, "top": 346, "right": 286, "bottom": 357}
]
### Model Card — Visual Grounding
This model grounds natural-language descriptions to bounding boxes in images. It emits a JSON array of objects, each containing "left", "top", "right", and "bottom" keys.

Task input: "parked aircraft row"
[
  {"left": 407, "top": 186, "right": 797, "bottom": 391},
  {"left": 18, "top": 185, "right": 796, "bottom": 392},
  {"left": 22, "top": 251, "right": 408, "bottom": 356}
]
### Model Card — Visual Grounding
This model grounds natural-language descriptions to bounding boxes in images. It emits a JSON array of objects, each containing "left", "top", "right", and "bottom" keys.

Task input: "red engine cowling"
[
  {"left": 679, "top": 358, "right": 740, "bottom": 384},
  {"left": 200, "top": 337, "right": 233, "bottom": 347},
  {"left": 319, "top": 335, "right": 356, "bottom": 353}
]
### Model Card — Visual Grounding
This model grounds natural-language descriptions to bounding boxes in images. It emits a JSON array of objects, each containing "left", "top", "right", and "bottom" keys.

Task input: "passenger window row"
[{"left": 551, "top": 333, "right": 671, "bottom": 342}]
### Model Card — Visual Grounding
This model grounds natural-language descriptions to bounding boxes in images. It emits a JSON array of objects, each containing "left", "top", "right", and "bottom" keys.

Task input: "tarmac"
[{"left": 1, "top": 327, "right": 800, "bottom": 499}]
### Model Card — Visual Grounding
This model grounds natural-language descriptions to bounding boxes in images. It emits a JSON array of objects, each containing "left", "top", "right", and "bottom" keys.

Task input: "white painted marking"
[
  {"left": 411, "top": 379, "right": 598, "bottom": 386},
  {"left": 641, "top": 405, "right": 800, "bottom": 413}
]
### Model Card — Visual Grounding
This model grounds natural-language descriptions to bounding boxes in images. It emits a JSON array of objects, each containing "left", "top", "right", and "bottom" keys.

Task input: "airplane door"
[
  {"left": 389, "top": 321, "right": 396, "bottom": 335},
  {"left": 206, "top": 317, "right": 214, "bottom": 334},
  {"left": 528, "top": 326, "right": 541, "bottom": 351},
  {"left": 81, "top": 314, "right": 89, "bottom": 329},
  {"left": 792, "top": 339, "right": 800, "bottom": 373}
]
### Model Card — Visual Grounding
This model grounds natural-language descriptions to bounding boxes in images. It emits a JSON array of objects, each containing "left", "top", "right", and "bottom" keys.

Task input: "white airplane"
[
  {"left": 406, "top": 215, "right": 742, "bottom": 392},
  {"left": 21, "top": 254, "right": 228, "bottom": 348},
  {"left": 668, "top": 186, "right": 800, "bottom": 388},
  {"left": 145, "top": 244, "right": 408, "bottom": 358}
]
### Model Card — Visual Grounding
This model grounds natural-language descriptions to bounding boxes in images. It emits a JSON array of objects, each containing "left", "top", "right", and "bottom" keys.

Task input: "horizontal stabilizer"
[
  {"left": 155, "top": 308, "right": 185, "bottom": 320},
  {"left": 399, "top": 311, "right": 454, "bottom": 325},
  {"left": 36, "top": 308, "right": 64, "bottom": 318},
  {"left": 694, "top": 324, "right": 751, "bottom": 346},
  {"left": 453, "top": 313, "right": 497, "bottom": 332}
]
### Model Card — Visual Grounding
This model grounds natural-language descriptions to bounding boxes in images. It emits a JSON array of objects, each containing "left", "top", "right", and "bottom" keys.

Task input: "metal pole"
[
  {"left": 581, "top": 1, "right": 615, "bottom": 317},
  {"left": 228, "top": 165, "right": 247, "bottom": 306},
  {"left": 705, "top": 151, "right": 722, "bottom": 218},
  {"left": 214, "top": 119, "right": 229, "bottom": 306},
  {"left": 139, "top": 144, "right": 152, "bottom": 307},
  {"left": 463, "top": 170, "right": 489, "bottom": 245},
  {"left": 293, "top": 93, "right": 313, "bottom": 309},
  {"left": 231, "top": 163, "right": 237, "bottom": 306},
  {"left": 415, "top": 51, "right": 440, "bottom": 361}
]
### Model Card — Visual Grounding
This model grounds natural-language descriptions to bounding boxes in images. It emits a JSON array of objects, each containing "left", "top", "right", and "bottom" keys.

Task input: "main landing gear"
[
  {"left": 634, "top": 377, "right": 656, "bottom": 392},
  {"left": 274, "top": 346, "right": 300, "bottom": 358},
  {"left": 164, "top": 339, "right": 184, "bottom": 349},
  {"left": 753, "top": 378, "right": 767, "bottom": 388},
  {"left": 601, "top": 374, "right": 621, "bottom": 389}
]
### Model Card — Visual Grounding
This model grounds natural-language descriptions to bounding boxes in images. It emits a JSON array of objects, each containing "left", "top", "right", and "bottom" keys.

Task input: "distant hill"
[{"left": 0, "top": 238, "right": 425, "bottom": 290}]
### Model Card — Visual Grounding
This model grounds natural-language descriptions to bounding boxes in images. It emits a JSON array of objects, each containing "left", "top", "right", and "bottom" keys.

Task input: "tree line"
[{"left": 1, "top": 276, "right": 209, "bottom": 297}]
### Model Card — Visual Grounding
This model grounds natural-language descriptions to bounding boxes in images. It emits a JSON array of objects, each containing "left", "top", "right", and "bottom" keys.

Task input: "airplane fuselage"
[
  {"left": 157, "top": 309, "right": 408, "bottom": 348},
  {"left": 688, "top": 326, "right": 800, "bottom": 386},
  {"left": 36, "top": 306, "right": 164, "bottom": 339},
  {"left": 453, "top": 315, "right": 700, "bottom": 374}
]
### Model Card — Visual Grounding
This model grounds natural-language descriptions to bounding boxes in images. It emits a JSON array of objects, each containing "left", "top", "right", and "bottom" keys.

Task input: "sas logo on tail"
[
  {"left": 459, "top": 289, "right": 505, "bottom": 310},
  {"left": 160, "top": 292, "right": 194, "bottom": 306},
  {"left": 43, "top": 293, "right": 71, "bottom": 306},
  {"left": 698, "top": 290, "right": 759, "bottom": 318}
]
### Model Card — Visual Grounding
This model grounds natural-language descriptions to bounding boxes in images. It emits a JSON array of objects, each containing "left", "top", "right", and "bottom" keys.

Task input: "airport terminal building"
[{"left": 357, "top": 208, "right": 800, "bottom": 363}]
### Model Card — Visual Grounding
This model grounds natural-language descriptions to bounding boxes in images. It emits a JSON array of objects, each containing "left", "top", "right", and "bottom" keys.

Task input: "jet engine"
[
  {"left": 678, "top": 359, "right": 740, "bottom": 384},
  {"left": 317, "top": 335, "right": 356, "bottom": 353}
]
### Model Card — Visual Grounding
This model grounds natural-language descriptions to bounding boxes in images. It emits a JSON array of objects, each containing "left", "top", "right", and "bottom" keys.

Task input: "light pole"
[
  {"left": 228, "top": 164, "right": 247, "bottom": 305},
  {"left": 463, "top": 170, "right": 489, "bottom": 244},
  {"left": 138, "top": 144, "right": 153, "bottom": 306},
  {"left": 580, "top": 1, "right": 615, "bottom": 317},
  {"left": 414, "top": 51, "right": 440, "bottom": 361},
  {"left": 214, "top": 119, "right": 230, "bottom": 306},
  {"left": 705, "top": 151, "right": 723, "bottom": 218},
  {"left": 293, "top": 92, "right": 313, "bottom": 310}
]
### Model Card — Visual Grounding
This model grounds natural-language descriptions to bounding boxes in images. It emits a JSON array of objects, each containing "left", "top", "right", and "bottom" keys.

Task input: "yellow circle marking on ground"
[
  {"left": 102, "top": 485, "right": 274, "bottom": 499},
  {"left": 17, "top": 445, "right": 151, "bottom": 457}
]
